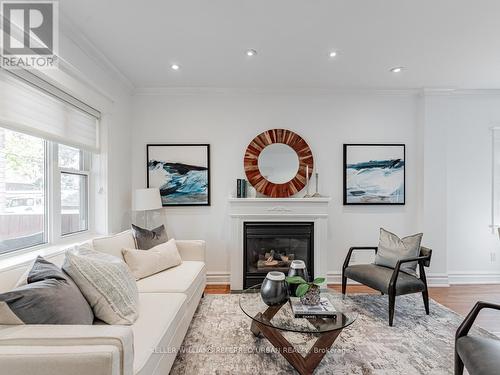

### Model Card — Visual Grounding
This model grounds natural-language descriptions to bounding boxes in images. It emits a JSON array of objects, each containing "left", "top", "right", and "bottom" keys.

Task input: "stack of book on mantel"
[{"left": 236, "top": 179, "right": 247, "bottom": 198}]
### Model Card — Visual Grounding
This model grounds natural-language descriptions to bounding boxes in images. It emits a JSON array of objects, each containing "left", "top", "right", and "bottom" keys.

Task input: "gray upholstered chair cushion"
[
  {"left": 344, "top": 264, "right": 425, "bottom": 295},
  {"left": 457, "top": 336, "right": 500, "bottom": 375}
]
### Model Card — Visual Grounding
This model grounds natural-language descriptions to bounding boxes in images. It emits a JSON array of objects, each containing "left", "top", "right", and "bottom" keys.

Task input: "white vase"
[{"left": 247, "top": 185, "right": 257, "bottom": 198}]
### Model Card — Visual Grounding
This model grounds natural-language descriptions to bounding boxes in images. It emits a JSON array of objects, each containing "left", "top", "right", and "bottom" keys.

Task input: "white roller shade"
[{"left": 0, "top": 70, "right": 100, "bottom": 152}]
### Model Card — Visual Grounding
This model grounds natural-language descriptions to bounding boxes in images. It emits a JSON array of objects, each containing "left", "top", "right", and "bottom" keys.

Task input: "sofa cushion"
[
  {"left": 63, "top": 245, "right": 139, "bottom": 325},
  {"left": 93, "top": 231, "right": 136, "bottom": 260},
  {"left": 137, "top": 261, "right": 206, "bottom": 298},
  {"left": 132, "top": 292, "right": 187, "bottom": 374},
  {"left": 122, "top": 239, "right": 182, "bottom": 280},
  {"left": 131, "top": 224, "right": 168, "bottom": 250},
  {"left": 344, "top": 264, "right": 425, "bottom": 295},
  {"left": 457, "top": 335, "right": 500, "bottom": 375},
  {"left": 375, "top": 228, "right": 423, "bottom": 276},
  {"left": 0, "top": 257, "right": 94, "bottom": 325}
]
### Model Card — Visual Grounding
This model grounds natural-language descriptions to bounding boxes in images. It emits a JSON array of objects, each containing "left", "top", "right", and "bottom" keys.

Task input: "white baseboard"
[
  {"left": 208, "top": 271, "right": 500, "bottom": 287},
  {"left": 448, "top": 272, "right": 500, "bottom": 285},
  {"left": 207, "top": 272, "right": 230, "bottom": 285}
]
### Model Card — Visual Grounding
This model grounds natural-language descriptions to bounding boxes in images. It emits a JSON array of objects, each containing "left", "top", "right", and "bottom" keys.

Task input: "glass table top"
[{"left": 239, "top": 284, "right": 358, "bottom": 334}]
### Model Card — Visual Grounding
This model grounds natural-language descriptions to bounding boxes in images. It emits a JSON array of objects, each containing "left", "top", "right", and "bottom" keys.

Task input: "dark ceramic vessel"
[
  {"left": 260, "top": 272, "right": 288, "bottom": 306},
  {"left": 288, "top": 260, "right": 309, "bottom": 297}
]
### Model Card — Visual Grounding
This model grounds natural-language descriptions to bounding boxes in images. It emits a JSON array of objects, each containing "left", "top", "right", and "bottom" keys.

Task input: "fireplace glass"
[{"left": 243, "top": 222, "right": 314, "bottom": 289}]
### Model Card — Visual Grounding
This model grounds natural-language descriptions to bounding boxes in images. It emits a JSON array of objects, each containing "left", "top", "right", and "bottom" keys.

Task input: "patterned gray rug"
[{"left": 170, "top": 294, "right": 495, "bottom": 374}]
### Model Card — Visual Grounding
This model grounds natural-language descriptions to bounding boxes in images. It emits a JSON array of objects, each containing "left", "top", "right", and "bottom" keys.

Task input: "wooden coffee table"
[{"left": 239, "top": 285, "right": 357, "bottom": 375}]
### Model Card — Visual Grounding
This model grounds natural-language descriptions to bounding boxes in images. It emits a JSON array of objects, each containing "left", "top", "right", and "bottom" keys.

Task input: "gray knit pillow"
[{"left": 63, "top": 245, "right": 139, "bottom": 325}]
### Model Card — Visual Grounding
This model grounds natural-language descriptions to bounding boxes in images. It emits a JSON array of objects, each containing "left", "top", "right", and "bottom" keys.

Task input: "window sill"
[{"left": 0, "top": 232, "right": 99, "bottom": 272}]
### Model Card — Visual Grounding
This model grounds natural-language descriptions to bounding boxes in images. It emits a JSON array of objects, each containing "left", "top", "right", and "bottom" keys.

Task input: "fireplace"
[{"left": 243, "top": 222, "right": 314, "bottom": 289}]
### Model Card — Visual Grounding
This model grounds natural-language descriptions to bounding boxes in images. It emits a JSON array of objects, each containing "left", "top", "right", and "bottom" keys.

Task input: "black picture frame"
[
  {"left": 147, "top": 144, "right": 211, "bottom": 207},
  {"left": 343, "top": 144, "right": 405, "bottom": 205}
]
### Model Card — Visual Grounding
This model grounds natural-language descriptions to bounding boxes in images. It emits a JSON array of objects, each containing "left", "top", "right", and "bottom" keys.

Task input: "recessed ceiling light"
[
  {"left": 390, "top": 66, "right": 405, "bottom": 73},
  {"left": 171, "top": 64, "right": 180, "bottom": 71},
  {"left": 329, "top": 51, "right": 337, "bottom": 58},
  {"left": 246, "top": 49, "right": 257, "bottom": 57}
]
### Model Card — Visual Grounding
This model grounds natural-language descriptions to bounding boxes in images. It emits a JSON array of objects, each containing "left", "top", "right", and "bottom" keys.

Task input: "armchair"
[
  {"left": 455, "top": 301, "right": 500, "bottom": 375},
  {"left": 342, "top": 246, "right": 432, "bottom": 326}
]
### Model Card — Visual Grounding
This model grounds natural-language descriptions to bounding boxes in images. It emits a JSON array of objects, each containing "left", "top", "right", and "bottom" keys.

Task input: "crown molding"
[
  {"left": 135, "top": 86, "right": 500, "bottom": 97},
  {"left": 60, "top": 15, "right": 135, "bottom": 93},
  {"left": 421, "top": 88, "right": 500, "bottom": 96},
  {"left": 133, "top": 86, "right": 421, "bottom": 96}
]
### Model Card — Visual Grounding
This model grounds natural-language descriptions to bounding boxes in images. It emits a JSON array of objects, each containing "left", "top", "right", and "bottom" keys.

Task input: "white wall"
[
  {"left": 39, "top": 26, "right": 134, "bottom": 234},
  {"left": 424, "top": 94, "right": 500, "bottom": 283},
  {"left": 131, "top": 90, "right": 423, "bottom": 281}
]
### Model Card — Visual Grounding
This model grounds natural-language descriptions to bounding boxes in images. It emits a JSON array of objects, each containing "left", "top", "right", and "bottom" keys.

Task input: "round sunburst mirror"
[{"left": 244, "top": 129, "right": 314, "bottom": 197}]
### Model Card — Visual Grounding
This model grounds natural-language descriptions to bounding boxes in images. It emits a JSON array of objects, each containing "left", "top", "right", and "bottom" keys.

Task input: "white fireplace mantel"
[{"left": 228, "top": 197, "right": 331, "bottom": 291}]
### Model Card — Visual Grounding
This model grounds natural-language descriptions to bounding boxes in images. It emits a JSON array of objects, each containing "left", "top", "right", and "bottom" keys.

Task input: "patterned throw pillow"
[
  {"left": 374, "top": 228, "right": 423, "bottom": 276},
  {"left": 63, "top": 245, "right": 139, "bottom": 325},
  {"left": 0, "top": 256, "right": 94, "bottom": 325},
  {"left": 122, "top": 239, "right": 182, "bottom": 280},
  {"left": 131, "top": 224, "right": 168, "bottom": 250}
]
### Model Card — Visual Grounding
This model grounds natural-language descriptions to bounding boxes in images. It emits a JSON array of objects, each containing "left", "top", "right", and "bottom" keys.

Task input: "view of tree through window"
[
  {"left": 59, "top": 144, "right": 81, "bottom": 170},
  {"left": 0, "top": 128, "right": 46, "bottom": 254},
  {"left": 59, "top": 144, "right": 88, "bottom": 235}
]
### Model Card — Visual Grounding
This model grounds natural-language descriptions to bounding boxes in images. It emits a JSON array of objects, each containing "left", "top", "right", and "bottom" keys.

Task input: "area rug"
[{"left": 170, "top": 294, "right": 496, "bottom": 374}]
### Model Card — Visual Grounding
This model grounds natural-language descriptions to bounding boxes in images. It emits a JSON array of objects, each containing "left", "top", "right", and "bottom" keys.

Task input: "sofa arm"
[
  {"left": 0, "top": 344, "right": 121, "bottom": 375},
  {"left": 176, "top": 240, "right": 206, "bottom": 262},
  {"left": 0, "top": 325, "right": 134, "bottom": 375}
]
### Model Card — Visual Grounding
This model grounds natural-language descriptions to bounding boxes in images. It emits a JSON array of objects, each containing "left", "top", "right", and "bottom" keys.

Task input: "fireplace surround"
[{"left": 228, "top": 197, "right": 330, "bottom": 291}]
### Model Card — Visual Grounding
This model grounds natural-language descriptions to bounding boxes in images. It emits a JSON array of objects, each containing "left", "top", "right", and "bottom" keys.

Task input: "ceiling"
[{"left": 60, "top": 0, "right": 500, "bottom": 89}]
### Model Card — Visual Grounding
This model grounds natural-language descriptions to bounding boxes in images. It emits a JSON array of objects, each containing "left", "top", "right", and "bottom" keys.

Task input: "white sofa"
[{"left": 0, "top": 231, "right": 206, "bottom": 375}]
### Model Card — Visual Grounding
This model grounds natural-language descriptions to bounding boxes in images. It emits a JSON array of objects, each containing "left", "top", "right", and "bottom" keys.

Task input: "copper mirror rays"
[{"left": 244, "top": 129, "right": 314, "bottom": 197}]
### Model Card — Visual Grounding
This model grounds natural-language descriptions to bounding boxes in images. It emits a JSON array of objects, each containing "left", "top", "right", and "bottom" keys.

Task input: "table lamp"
[{"left": 133, "top": 188, "right": 162, "bottom": 229}]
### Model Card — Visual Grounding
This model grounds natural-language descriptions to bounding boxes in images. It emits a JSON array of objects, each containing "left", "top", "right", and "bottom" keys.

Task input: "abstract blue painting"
[
  {"left": 147, "top": 144, "right": 210, "bottom": 206},
  {"left": 344, "top": 144, "right": 405, "bottom": 205}
]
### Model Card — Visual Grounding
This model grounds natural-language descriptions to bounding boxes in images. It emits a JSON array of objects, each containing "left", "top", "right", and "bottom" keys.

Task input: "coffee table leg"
[
  {"left": 250, "top": 304, "right": 283, "bottom": 337},
  {"left": 303, "top": 329, "right": 342, "bottom": 373},
  {"left": 254, "top": 319, "right": 343, "bottom": 375}
]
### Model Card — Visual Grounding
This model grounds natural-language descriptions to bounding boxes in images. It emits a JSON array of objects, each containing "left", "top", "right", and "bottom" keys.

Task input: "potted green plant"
[{"left": 286, "top": 276, "right": 326, "bottom": 305}]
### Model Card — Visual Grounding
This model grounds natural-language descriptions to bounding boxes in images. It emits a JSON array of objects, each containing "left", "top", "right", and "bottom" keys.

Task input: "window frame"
[
  {"left": 0, "top": 130, "right": 94, "bottom": 257},
  {"left": 58, "top": 146, "right": 91, "bottom": 237}
]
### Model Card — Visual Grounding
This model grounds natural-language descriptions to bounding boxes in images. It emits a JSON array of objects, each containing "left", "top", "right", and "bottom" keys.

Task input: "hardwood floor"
[
  {"left": 205, "top": 284, "right": 500, "bottom": 334},
  {"left": 204, "top": 284, "right": 230, "bottom": 294}
]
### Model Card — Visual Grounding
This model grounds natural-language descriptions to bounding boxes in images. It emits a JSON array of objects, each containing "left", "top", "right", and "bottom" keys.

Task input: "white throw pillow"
[
  {"left": 92, "top": 230, "right": 136, "bottom": 260},
  {"left": 374, "top": 228, "right": 423, "bottom": 276},
  {"left": 122, "top": 239, "right": 182, "bottom": 280},
  {"left": 63, "top": 244, "right": 139, "bottom": 325}
]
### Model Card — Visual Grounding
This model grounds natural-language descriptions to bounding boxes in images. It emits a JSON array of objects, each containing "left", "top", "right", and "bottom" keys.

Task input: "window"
[
  {"left": 0, "top": 128, "right": 46, "bottom": 254},
  {"left": 59, "top": 144, "right": 90, "bottom": 235},
  {"left": 0, "top": 128, "right": 92, "bottom": 255},
  {"left": 0, "top": 70, "right": 99, "bottom": 255}
]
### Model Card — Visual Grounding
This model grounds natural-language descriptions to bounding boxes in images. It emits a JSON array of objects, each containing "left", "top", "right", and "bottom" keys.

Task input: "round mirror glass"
[{"left": 257, "top": 143, "right": 299, "bottom": 184}]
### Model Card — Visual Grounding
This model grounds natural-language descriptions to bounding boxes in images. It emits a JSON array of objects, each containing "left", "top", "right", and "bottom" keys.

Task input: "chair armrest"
[
  {"left": 0, "top": 344, "right": 121, "bottom": 375},
  {"left": 176, "top": 240, "right": 206, "bottom": 262},
  {"left": 0, "top": 324, "right": 134, "bottom": 375},
  {"left": 343, "top": 247, "right": 378, "bottom": 270},
  {"left": 388, "top": 255, "right": 431, "bottom": 292},
  {"left": 456, "top": 301, "right": 500, "bottom": 340}
]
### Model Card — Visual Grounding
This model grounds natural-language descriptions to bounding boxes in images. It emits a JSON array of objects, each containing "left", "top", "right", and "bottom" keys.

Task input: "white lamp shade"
[{"left": 134, "top": 188, "right": 162, "bottom": 211}]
